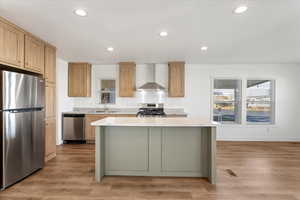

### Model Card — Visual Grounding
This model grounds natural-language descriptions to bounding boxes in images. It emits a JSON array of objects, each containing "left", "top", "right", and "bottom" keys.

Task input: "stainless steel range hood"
[{"left": 138, "top": 64, "right": 165, "bottom": 91}]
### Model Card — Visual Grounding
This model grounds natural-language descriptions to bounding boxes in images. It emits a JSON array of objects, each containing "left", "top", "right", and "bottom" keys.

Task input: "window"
[
  {"left": 100, "top": 80, "right": 116, "bottom": 104},
  {"left": 246, "top": 80, "right": 275, "bottom": 124},
  {"left": 213, "top": 79, "right": 242, "bottom": 124}
]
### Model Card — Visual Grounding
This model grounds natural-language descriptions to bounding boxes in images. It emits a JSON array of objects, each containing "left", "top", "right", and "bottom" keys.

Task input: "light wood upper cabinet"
[
  {"left": 25, "top": 34, "right": 45, "bottom": 74},
  {"left": 119, "top": 62, "right": 136, "bottom": 97},
  {"left": 44, "top": 44, "right": 56, "bottom": 84},
  {"left": 45, "top": 84, "right": 56, "bottom": 119},
  {"left": 68, "top": 62, "right": 91, "bottom": 97},
  {"left": 168, "top": 62, "right": 185, "bottom": 97},
  {"left": 45, "top": 118, "right": 56, "bottom": 160},
  {"left": 0, "top": 20, "right": 24, "bottom": 69}
]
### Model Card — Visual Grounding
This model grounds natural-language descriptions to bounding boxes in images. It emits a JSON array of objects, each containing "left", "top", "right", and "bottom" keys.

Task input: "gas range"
[{"left": 136, "top": 103, "right": 166, "bottom": 117}]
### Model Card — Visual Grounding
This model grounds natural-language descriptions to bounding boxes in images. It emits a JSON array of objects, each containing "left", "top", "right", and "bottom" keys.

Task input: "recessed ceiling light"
[
  {"left": 74, "top": 9, "right": 88, "bottom": 17},
  {"left": 159, "top": 31, "right": 168, "bottom": 37},
  {"left": 201, "top": 46, "right": 208, "bottom": 51},
  {"left": 233, "top": 5, "right": 248, "bottom": 14},
  {"left": 107, "top": 47, "right": 114, "bottom": 52}
]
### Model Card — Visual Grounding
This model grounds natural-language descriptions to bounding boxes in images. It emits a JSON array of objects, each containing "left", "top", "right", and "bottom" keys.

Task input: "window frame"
[
  {"left": 99, "top": 79, "right": 116, "bottom": 105},
  {"left": 245, "top": 79, "right": 276, "bottom": 125},
  {"left": 211, "top": 77, "right": 243, "bottom": 125},
  {"left": 211, "top": 77, "right": 276, "bottom": 126}
]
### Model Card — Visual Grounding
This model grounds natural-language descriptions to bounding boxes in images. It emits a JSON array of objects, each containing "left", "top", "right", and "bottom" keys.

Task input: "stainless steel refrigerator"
[{"left": 0, "top": 70, "right": 45, "bottom": 189}]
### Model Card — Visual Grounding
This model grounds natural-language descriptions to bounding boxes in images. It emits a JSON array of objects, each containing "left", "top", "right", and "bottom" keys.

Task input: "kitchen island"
[{"left": 91, "top": 117, "right": 218, "bottom": 184}]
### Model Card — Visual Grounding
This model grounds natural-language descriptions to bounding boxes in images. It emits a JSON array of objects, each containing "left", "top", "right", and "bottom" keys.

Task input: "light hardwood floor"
[{"left": 1, "top": 142, "right": 300, "bottom": 200}]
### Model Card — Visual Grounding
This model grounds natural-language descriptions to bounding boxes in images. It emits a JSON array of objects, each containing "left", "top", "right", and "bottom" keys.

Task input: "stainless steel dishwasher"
[{"left": 63, "top": 114, "right": 85, "bottom": 142}]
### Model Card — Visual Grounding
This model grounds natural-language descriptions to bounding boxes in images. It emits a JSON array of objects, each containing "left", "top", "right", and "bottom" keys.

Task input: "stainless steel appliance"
[
  {"left": 136, "top": 103, "right": 166, "bottom": 117},
  {"left": 62, "top": 114, "right": 85, "bottom": 142},
  {"left": 0, "top": 70, "right": 45, "bottom": 189},
  {"left": 138, "top": 64, "right": 165, "bottom": 91}
]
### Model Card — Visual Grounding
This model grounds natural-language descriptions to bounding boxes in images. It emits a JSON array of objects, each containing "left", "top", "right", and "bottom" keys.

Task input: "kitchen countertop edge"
[
  {"left": 91, "top": 117, "right": 218, "bottom": 127},
  {"left": 62, "top": 111, "right": 188, "bottom": 116}
]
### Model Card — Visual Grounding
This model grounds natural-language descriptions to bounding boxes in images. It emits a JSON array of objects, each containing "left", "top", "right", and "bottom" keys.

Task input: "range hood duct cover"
[{"left": 138, "top": 64, "right": 165, "bottom": 91}]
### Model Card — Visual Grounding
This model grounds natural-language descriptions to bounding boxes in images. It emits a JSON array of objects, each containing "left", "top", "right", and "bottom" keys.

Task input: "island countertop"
[{"left": 91, "top": 117, "right": 218, "bottom": 127}]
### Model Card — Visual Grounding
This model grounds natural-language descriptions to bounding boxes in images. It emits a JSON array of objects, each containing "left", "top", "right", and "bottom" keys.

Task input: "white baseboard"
[
  {"left": 217, "top": 138, "right": 300, "bottom": 142},
  {"left": 56, "top": 139, "right": 63, "bottom": 145}
]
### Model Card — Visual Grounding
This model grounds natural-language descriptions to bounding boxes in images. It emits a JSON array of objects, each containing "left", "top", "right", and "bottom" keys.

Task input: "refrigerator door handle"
[{"left": 8, "top": 108, "right": 44, "bottom": 113}]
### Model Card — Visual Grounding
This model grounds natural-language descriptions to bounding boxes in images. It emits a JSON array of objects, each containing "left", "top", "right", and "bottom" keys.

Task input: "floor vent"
[{"left": 226, "top": 169, "right": 237, "bottom": 177}]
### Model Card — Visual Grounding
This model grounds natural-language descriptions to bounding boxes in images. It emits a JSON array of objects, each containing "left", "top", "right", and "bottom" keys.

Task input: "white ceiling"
[{"left": 1, "top": 0, "right": 300, "bottom": 64}]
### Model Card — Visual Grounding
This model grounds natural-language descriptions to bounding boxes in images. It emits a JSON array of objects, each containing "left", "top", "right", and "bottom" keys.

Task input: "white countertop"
[
  {"left": 63, "top": 111, "right": 187, "bottom": 116},
  {"left": 91, "top": 117, "right": 218, "bottom": 127},
  {"left": 63, "top": 108, "right": 188, "bottom": 116},
  {"left": 63, "top": 111, "right": 138, "bottom": 115}
]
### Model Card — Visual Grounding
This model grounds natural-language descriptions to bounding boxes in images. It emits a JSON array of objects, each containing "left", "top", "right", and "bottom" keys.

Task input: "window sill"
[
  {"left": 214, "top": 123, "right": 277, "bottom": 128},
  {"left": 213, "top": 121, "right": 278, "bottom": 127},
  {"left": 245, "top": 123, "right": 277, "bottom": 128}
]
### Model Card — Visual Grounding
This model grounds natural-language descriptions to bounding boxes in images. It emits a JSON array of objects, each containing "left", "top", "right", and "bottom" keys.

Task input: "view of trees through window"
[
  {"left": 213, "top": 79, "right": 274, "bottom": 124},
  {"left": 213, "top": 79, "right": 241, "bottom": 123},
  {"left": 246, "top": 80, "right": 274, "bottom": 123}
]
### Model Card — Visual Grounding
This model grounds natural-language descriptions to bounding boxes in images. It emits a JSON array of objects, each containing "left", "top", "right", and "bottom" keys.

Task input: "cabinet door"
[
  {"left": 45, "top": 45, "right": 56, "bottom": 84},
  {"left": 68, "top": 63, "right": 91, "bottom": 97},
  {"left": 45, "top": 84, "right": 56, "bottom": 119},
  {"left": 168, "top": 62, "right": 185, "bottom": 97},
  {"left": 85, "top": 115, "right": 107, "bottom": 141},
  {"left": 85, "top": 114, "right": 136, "bottom": 141},
  {"left": 0, "top": 20, "right": 24, "bottom": 68},
  {"left": 45, "top": 118, "right": 56, "bottom": 159},
  {"left": 119, "top": 62, "right": 136, "bottom": 97},
  {"left": 25, "top": 35, "right": 45, "bottom": 74}
]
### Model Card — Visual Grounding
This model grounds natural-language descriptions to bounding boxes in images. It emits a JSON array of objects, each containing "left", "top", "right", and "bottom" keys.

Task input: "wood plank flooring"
[{"left": 1, "top": 142, "right": 300, "bottom": 200}]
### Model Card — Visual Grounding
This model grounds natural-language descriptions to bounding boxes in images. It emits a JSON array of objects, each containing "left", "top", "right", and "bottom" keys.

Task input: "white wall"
[
  {"left": 56, "top": 58, "right": 74, "bottom": 144},
  {"left": 57, "top": 61, "right": 300, "bottom": 141},
  {"left": 183, "top": 64, "right": 300, "bottom": 141}
]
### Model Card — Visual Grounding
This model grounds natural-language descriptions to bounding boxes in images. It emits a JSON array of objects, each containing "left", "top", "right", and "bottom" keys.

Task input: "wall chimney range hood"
[{"left": 138, "top": 64, "right": 165, "bottom": 91}]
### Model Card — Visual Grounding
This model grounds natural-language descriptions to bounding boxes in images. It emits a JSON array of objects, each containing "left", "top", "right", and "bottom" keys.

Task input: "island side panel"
[
  {"left": 207, "top": 127, "right": 217, "bottom": 184},
  {"left": 104, "top": 127, "right": 149, "bottom": 174},
  {"left": 161, "top": 127, "right": 203, "bottom": 176},
  {"left": 148, "top": 127, "right": 163, "bottom": 174},
  {"left": 200, "top": 128, "right": 209, "bottom": 177},
  {"left": 95, "top": 126, "right": 105, "bottom": 182},
  {"left": 95, "top": 125, "right": 217, "bottom": 183}
]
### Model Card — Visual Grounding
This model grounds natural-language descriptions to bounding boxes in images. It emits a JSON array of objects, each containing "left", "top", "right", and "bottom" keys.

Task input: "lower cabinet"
[
  {"left": 85, "top": 115, "right": 107, "bottom": 141},
  {"left": 45, "top": 118, "right": 56, "bottom": 161},
  {"left": 85, "top": 114, "right": 135, "bottom": 142}
]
